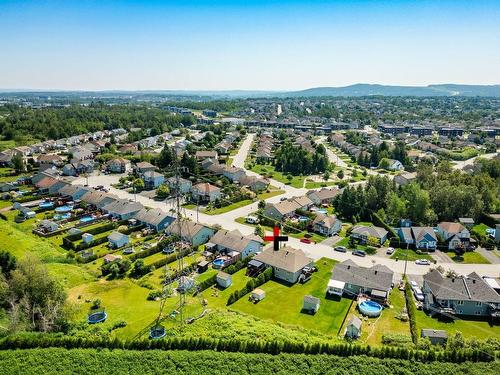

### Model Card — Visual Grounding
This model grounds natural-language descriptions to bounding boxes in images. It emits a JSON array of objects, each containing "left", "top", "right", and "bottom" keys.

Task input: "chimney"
[{"left": 374, "top": 270, "right": 378, "bottom": 275}]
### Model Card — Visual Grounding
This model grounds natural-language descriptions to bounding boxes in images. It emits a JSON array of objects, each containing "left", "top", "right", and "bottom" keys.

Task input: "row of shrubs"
[
  {"left": 0, "top": 334, "right": 495, "bottom": 363},
  {"left": 404, "top": 280, "right": 419, "bottom": 344},
  {"left": 227, "top": 267, "right": 273, "bottom": 305}
]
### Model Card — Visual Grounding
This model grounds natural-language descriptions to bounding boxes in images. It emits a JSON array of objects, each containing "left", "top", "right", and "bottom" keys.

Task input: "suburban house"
[
  {"left": 102, "top": 199, "right": 144, "bottom": 220},
  {"left": 345, "top": 316, "right": 362, "bottom": 339},
  {"left": 134, "top": 161, "right": 156, "bottom": 176},
  {"left": 81, "top": 190, "right": 119, "bottom": 209},
  {"left": 436, "top": 222, "right": 471, "bottom": 250},
  {"left": 264, "top": 196, "right": 314, "bottom": 221},
  {"left": 37, "top": 154, "right": 63, "bottom": 167},
  {"left": 328, "top": 260, "right": 394, "bottom": 303},
  {"left": 133, "top": 208, "right": 175, "bottom": 232},
  {"left": 206, "top": 229, "right": 264, "bottom": 258},
  {"left": 35, "top": 177, "right": 69, "bottom": 195},
  {"left": 143, "top": 171, "right": 165, "bottom": 189},
  {"left": 58, "top": 184, "right": 92, "bottom": 201},
  {"left": 103, "top": 254, "right": 122, "bottom": 264},
  {"left": 216, "top": 271, "right": 232, "bottom": 289},
  {"left": 458, "top": 217, "right": 475, "bottom": 229},
  {"left": 312, "top": 214, "right": 342, "bottom": 236},
  {"left": 238, "top": 175, "right": 269, "bottom": 192},
  {"left": 222, "top": 166, "right": 246, "bottom": 182},
  {"left": 350, "top": 225, "right": 388, "bottom": 245},
  {"left": 394, "top": 172, "right": 417, "bottom": 186},
  {"left": 303, "top": 295, "right": 320, "bottom": 314},
  {"left": 422, "top": 269, "right": 500, "bottom": 318},
  {"left": 385, "top": 159, "right": 404, "bottom": 171},
  {"left": 195, "top": 150, "right": 218, "bottom": 161},
  {"left": 166, "top": 177, "right": 192, "bottom": 194},
  {"left": 108, "top": 231, "right": 129, "bottom": 249},
  {"left": 253, "top": 245, "right": 314, "bottom": 284},
  {"left": 106, "top": 158, "right": 131, "bottom": 173},
  {"left": 62, "top": 160, "right": 94, "bottom": 176},
  {"left": 191, "top": 183, "right": 222, "bottom": 203},
  {"left": 397, "top": 226, "right": 437, "bottom": 250},
  {"left": 306, "top": 188, "right": 340, "bottom": 206},
  {"left": 166, "top": 219, "right": 215, "bottom": 247}
]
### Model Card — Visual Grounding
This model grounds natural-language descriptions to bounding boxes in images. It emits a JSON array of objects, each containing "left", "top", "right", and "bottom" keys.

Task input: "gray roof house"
[
  {"left": 397, "top": 226, "right": 437, "bottom": 250},
  {"left": 329, "top": 260, "right": 394, "bottom": 302},
  {"left": 253, "top": 246, "right": 314, "bottom": 284},
  {"left": 102, "top": 199, "right": 144, "bottom": 220},
  {"left": 133, "top": 208, "right": 175, "bottom": 232},
  {"left": 312, "top": 214, "right": 342, "bottom": 236},
  {"left": 207, "top": 229, "right": 263, "bottom": 259},
  {"left": 108, "top": 231, "right": 129, "bottom": 249},
  {"left": 421, "top": 329, "right": 448, "bottom": 345},
  {"left": 166, "top": 219, "right": 215, "bottom": 247},
  {"left": 345, "top": 316, "right": 362, "bottom": 339},
  {"left": 350, "top": 225, "right": 388, "bottom": 245},
  {"left": 306, "top": 188, "right": 341, "bottom": 205},
  {"left": 422, "top": 269, "right": 500, "bottom": 318}
]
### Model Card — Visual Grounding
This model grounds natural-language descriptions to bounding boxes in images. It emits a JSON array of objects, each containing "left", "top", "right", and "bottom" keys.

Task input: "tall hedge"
[{"left": 404, "top": 281, "right": 418, "bottom": 344}]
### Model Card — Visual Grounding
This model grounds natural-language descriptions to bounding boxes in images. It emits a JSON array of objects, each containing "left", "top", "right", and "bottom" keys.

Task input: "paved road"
[
  {"left": 316, "top": 136, "right": 348, "bottom": 168},
  {"left": 452, "top": 152, "right": 498, "bottom": 170},
  {"left": 72, "top": 139, "right": 500, "bottom": 279}
]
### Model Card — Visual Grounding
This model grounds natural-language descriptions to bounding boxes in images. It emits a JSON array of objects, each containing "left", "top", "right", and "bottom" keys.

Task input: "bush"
[
  {"left": 227, "top": 267, "right": 272, "bottom": 305},
  {"left": 404, "top": 281, "right": 418, "bottom": 344}
]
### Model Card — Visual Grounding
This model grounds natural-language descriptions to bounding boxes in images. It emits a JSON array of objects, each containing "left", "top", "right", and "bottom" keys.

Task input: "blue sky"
[{"left": 0, "top": 0, "right": 499, "bottom": 90}]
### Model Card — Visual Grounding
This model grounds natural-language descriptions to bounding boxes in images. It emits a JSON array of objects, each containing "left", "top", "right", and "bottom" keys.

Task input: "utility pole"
[{"left": 403, "top": 242, "right": 409, "bottom": 277}]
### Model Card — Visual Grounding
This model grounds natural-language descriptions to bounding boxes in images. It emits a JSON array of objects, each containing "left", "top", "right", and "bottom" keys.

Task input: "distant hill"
[
  {"left": 283, "top": 84, "right": 500, "bottom": 97},
  {"left": 2, "top": 84, "right": 500, "bottom": 98}
]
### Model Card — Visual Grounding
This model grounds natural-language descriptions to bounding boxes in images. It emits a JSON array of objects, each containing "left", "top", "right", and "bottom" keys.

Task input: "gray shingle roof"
[{"left": 332, "top": 260, "right": 393, "bottom": 292}]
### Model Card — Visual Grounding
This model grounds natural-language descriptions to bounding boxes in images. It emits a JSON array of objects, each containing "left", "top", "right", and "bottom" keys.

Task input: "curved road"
[{"left": 73, "top": 134, "right": 500, "bottom": 279}]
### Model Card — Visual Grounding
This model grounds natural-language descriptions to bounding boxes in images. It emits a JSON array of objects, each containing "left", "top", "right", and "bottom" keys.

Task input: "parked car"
[
  {"left": 386, "top": 247, "right": 395, "bottom": 255},
  {"left": 415, "top": 259, "right": 431, "bottom": 265},
  {"left": 300, "top": 238, "right": 312, "bottom": 244},
  {"left": 245, "top": 215, "right": 259, "bottom": 224},
  {"left": 410, "top": 280, "right": 418, "bottom": 289},
  {"left": 353, "top": 249, "right": 366, "bottom": 257},
  {"left": 334, "top": 246, "right": 347, "bottom": 253},
  {"left": 413, "top": 287, "right": 424, "bottom": 301}
]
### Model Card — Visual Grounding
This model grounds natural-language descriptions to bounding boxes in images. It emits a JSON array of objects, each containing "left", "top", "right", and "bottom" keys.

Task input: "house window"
[
  {"left": 476, "top": 302, "right": 481, "bottom": 306},
  {"left": 458, "top": 310, "right": 463, "bottom": 314},
  {"left": 475, "top": 311, "right": 481, "bottom": 315},
  {"left": 457, "top": 300, "right": 464, "bottom": 305}
]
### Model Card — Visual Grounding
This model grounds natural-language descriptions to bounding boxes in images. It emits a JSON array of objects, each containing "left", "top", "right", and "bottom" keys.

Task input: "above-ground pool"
[
  {"left": 212, "top": 258, "right": 225, "bottom": 269},
  {"left": 359, "top": 300, "right": 383, "bottom": 317},
  {"left": 87, "top": 311, "right": 108, "bottom": 324},
  {"left": 298, "top": 216, "right": 310, "bottom": 222},
  {"left": 54, "top": 213, "right": 71, "bottom": 220},
  {"left": 80, "top": 216, "right": 94, "bottom": 223},
  {"left": 150, "top": 325, "right": 167, "bottom": 339},
  {"left": 316, "top": 209, "right": 328, "bottom": 214},
  {"left": 39, "top": 202, "right": 54, "bottom": 209},
  {"left": 55, "top": 205, "right": 73, "bottom": 213}
]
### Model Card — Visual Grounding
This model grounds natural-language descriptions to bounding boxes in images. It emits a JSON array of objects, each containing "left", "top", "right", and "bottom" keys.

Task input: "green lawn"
[
  {"left": 445, "top": 251, "right": 490, "bottom": 264},
  {"left": 205, "top": 199, "right": 254, "bottom": 215},
  {"left": 341, "top": 288, "right": 410, "bottom": 346},
  {"left": 414, "top": 308, "right": 500, "bottom": 340},
  {"left": 287, "top": 230, "right": 326, "bottom": 244},
  {"left": 256, "top": 188, "right": 285, "bottom": 200},
  {"left": 250, "top": 164, "right": 305, "bottom": 188},
  {"left": 390, "top": 248, "right": 434, "bottom": 262},
  {"left": 305, "top": 181, "right": 337, "bottom": 189},
  {"left": 230, "top": 258, "right": 351, "bottom": 337},
  {"left": 472, "top": 223, "right": 491, "bottom": 237}
]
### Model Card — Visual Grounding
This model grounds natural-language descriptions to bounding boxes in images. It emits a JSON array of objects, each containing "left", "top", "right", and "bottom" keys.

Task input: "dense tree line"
[
  {"left": 0, "top": 103, "right": 193, "bottom": 142},
  {"left": 274, "top": 141, "right": 329, "bottom": 175},
  {"left": 334, "top": 161, "right": 499, "bottom": 225}
]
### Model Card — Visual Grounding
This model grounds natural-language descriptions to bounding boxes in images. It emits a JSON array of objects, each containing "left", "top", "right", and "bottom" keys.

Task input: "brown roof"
[
  {"left": 193, "top": 182, "right": 221, "bottom": 194},
  {"left": 254, "top": 246, "right": 313, "bottom": 273},
  {"left": 438, "top": 222, "right": 466, "bottom": 234}
]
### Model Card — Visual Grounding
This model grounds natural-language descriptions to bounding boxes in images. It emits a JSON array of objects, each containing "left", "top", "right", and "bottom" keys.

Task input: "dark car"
[
  {"left": 334, "top": 246, "right": 347, "bottom": 252},
  {"left": 353, "top": 249, "right": 366, "bottom": 257}
]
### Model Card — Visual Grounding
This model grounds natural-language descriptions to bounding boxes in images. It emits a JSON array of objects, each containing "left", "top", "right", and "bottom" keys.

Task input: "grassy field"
[
  {"left": 249, "top": 163, "right": 305, "bottom": 188},
  {"left": 304, "top": 180, "right": 338, "bottom": 189},
  {"left": 390, "top": 248, "right": 434, "bottom": 262},
  {"left": 205, "top": 199, "right": 254, "bottom": 215},
  {"left": 472, "top": 223, "right": 492, "bottom": 237},
  {"left": 444, "top": 251, "right": 490, "bottom": 264},
  {"left": 414, "top": 308, "right": 500, "bottom": 340},
  {"left": 231, "top": 258, "right": 351, "bottom": 337}
]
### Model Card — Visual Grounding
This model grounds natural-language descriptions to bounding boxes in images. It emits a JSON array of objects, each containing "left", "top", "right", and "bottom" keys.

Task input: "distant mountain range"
[
  {"left": 1, "top": 84, "right": 500, "bottom": 98},
  {"left": 281, "top": 84, "right": 500, "bottom": 97}
]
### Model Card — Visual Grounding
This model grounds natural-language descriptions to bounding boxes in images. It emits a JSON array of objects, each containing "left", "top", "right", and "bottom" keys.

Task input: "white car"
[
  {"left": 245, "top": 215, "right": 259, "bottom": 224},
  {"left": 410, "top": 280, "right": 418, "bottom": 289},
  {"left": 415, "top": 259, "right": 431, "bottom": 265},
  {"left": 413, "top": 287, "right": 424, "bottom": 301},
  {"left": 386, "top": 247, "right": 395, "bottom": 255}
]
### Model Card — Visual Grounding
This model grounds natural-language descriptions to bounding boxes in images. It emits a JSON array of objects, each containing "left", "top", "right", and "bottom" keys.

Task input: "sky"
[{"left": 0, "top": 0, "right": 499, "bottom": 91}]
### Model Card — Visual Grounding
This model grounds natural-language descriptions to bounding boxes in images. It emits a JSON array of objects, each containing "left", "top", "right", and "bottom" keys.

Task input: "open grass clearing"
[
  {"left": 249, "top": 163, "right": 305, "bottom": 188},
  {"left": 444, "top": 251, "right": 490, "bottom": 264},
  {"left": 390, "top": 248, "right": 434, "bottom": 262}
]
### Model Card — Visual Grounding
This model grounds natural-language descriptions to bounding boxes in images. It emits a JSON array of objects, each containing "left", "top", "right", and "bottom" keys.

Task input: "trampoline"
[
  {"left": 149, "top": 325, "right": 167, "bottom": 339},
  {"left": 87, "top": 310, "right": 108, "bottom": 324}
]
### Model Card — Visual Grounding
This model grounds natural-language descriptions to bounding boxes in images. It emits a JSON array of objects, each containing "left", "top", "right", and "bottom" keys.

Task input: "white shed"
[
  {"left": 216, "top": 271, "right": 232, "bottom": 289},
  {"left": 327, "top": 279, "right": 345, "bottom": 297},
  {"left": 251, "top": 288, "right": 266, "bottom": 301}
]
